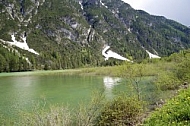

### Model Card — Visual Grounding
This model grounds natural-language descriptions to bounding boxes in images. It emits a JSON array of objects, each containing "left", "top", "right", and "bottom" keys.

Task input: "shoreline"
[{"left": 0, "top": 69, "right": 82, "bottom": 77}]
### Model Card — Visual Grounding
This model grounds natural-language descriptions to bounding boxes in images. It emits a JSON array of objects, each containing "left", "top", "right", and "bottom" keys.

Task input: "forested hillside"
[
  {"left": 0, "top": 0, "right": 190, "bottom": 71},
  {"left": 0, "top": 46, "right": 34, "bottom": 72}
]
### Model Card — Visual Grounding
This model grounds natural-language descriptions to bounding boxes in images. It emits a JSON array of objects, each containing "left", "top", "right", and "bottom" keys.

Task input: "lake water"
[{"left": 0, "top": 71, "right": 157, "bottom": 118}]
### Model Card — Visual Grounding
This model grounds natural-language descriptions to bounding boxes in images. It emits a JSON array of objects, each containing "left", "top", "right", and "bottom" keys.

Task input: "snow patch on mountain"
[
  {"left": 102, "top": 46, "right": 132, "bottom": 62},
  {"left": 79, "top": 1, "right": 83, "bottom": 10},
  {"left": 0, "top": 34, "right": 39, "bottom": 55},
  {"left": 0, "top": 42, "right": 32, "bottom": 64},
  {"left": 141, "top": 46, "right": 161, "bottom": 59},
  {"left": 100, "top": 0, "right": 108, "bottom": 8},
  {"left": 146, "top": 50, "right": 161, "bottom": 59},
  {"left": 128, "top": 28, "right": 131, "bottom": 33}
]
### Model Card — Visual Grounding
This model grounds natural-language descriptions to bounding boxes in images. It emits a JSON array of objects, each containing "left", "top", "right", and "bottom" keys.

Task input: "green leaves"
[
  {"left": 144, "top": 88, "right": 190, "bottom": 125},
  {"left": 0, "top": 46, "right": 31, "bottom": 72},
  {"left": 154, "top": 71, "right": 180, "bottom": 90},
  {"left": 175, "top": 57, "right": 190, "bottom": 82},
  {"left": 97, "top": 96, "right": 144, "bottom": 125},
  {"left": 0, "top": 54, "right": 6, "bottom": 72}
]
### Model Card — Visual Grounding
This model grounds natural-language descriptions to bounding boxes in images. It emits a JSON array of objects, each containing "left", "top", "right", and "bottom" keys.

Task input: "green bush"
[
  {"left": 154, "top": 72, "right": 180, "bottom": 90},
  {"left": 144, "top": 88, "right": 190, "bottom": 126},
  {"left": 175, "top": 58, "right": 190, "bottom": 82},
  {"left": 96, "top": 96, "right": 144, "bottom": 126}
]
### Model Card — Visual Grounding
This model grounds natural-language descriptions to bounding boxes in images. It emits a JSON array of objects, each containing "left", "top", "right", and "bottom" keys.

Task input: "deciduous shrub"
[
  {"left": 175, "top": 58, "right": 190, "bottom": 82},
  {"left": 96, "top": 96, "right": 144, "bottom": 126},
  {"left": 154, "top": 72, "right": 180, "bottom": 90}
]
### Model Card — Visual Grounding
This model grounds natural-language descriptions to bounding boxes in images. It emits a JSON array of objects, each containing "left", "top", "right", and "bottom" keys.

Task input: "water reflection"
[
  {"left": 103, "top": 76, "right": 121, "bottom": 99},
  {"left": 11, "top": 76, "right": 38, "bottom": 109}
]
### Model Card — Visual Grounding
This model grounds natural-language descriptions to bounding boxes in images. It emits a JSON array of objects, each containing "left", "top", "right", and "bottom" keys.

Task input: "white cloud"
[{"left": 121, "top": 0, "right": 190, "bottom": 26}]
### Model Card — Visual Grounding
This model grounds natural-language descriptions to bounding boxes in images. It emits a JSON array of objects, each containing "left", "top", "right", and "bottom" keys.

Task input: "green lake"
[{"left": 0, "top": 71, "right": 158, "bottom": 118}]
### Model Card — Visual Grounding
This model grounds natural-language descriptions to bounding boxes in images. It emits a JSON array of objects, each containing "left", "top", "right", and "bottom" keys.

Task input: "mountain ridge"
[{"left": 0, "top": 0, "right": 190, "bottom": 71}]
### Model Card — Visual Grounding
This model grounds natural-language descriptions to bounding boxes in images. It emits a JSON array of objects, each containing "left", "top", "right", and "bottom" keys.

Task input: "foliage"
[
  {"left": 118, "top": 63, "right": 144, "bottom": 100},
  {"left": 73, "top": 91, "right": 105, "bottom": 126},
  {"left": 0, "top": 45, "right": 31, "bottom": 72},
  {"left": 142, "top": 49, "right": 190, "bottom": 125},
  {"left": 0, "top": 91, "right": 105, "bottom": 126},
  {"left": 154, "top": 71, "right": 180, "bottom": 90},
  {"left": 0, "top": 90, "right": 145, "bottom": 126},
  {"left": 175, "top": 56, "right": 190, "bottom": 82},
  {"left": 144, "top": 88, "right": 190, "bottom": 126},
  {"left": 96, "top": 96, "right": 144, "bottom": 126},
  {"left": 16, "top": 105, "right": 73, "bottom": 126},
  {"left": 153, "top": 49, "right": 190, "bottom": 91},
  {"left": 0, "top": 54, "right": 6, "bottom": 72}
]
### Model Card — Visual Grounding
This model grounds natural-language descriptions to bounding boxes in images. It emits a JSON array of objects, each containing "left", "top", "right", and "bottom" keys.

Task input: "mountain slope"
[{"left": 0, "top": 0, "right": 190, "bottom": 71}]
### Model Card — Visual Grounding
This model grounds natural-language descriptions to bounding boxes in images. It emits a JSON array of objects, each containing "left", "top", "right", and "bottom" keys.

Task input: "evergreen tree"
[{"left": 0, "top": 54, "right": 6, "bottom": 72}]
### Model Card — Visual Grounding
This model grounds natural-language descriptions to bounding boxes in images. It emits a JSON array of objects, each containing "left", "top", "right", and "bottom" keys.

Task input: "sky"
[{"left": 121, "top": 0, "right": 190, "bottom": 26}]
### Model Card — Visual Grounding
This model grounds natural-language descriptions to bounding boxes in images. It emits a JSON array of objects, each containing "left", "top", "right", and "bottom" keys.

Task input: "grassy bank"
[
  {"left": 144, "top": 88, "right": 190, "bottom": 125},
  {"left": 0, "top": 69, "right": 82, "bottom": 77}
]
